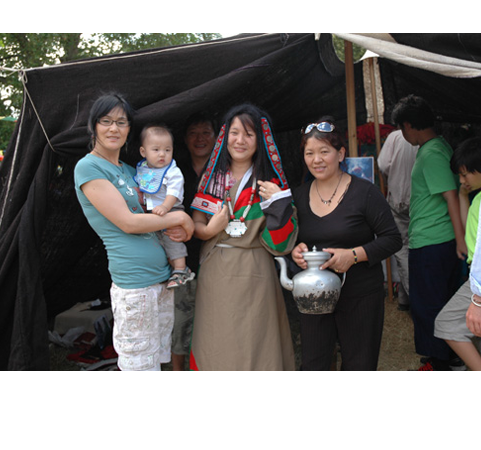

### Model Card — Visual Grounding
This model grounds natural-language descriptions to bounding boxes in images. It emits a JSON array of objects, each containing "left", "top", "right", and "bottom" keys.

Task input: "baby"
[{"left": 135, "top": 124, "right": 195, "bottom": 289}]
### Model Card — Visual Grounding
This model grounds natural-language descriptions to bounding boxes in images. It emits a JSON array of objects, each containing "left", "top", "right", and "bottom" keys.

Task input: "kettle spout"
[{"left": 275, "top": 257, "right": 293, "bottom": 291}]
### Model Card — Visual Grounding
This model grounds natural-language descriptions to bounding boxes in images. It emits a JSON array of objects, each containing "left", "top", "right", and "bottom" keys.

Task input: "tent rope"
[
  {"left": 0, "top": 66, "right": 20, "bottom": 77},
  {"left": 19, "top": 71, "right": 57, "bottom": 154}
]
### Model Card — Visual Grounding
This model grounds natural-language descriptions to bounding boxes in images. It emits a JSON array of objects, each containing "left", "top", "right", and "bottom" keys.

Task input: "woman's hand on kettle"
[
  {"left": 292, "top": 242, "right": 309, "bottom": 270},
  {"left": 321, "top": 247, "right": 357, "bottom": 273}
]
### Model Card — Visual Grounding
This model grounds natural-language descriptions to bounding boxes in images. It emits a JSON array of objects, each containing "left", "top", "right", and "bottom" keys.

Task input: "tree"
[
  {"left": 0, "top": 33, "right": 221, "bottom": 150},
  {"left": 332, "top": 35, "right": 366, "bottom": 62},
  {"left": 0, "top": 33, "right": 221, "bottom": 115}
]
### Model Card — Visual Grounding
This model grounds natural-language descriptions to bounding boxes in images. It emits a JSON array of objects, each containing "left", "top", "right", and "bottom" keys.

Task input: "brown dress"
[{"left": 190, "top": 176, "right": 297, "bottom": 370}]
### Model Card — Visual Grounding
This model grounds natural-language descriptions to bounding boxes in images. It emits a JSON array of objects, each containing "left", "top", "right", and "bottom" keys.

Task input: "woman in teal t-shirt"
[{"left": 74, "top": 93, "right": 194, "bottom": 371}]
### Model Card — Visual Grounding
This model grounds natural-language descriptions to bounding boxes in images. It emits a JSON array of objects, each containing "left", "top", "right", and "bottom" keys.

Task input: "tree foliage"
[
  {"left": 0, "top": 33, "right": 221, "bottom": 115},
  {"left": 0, "top": 33, "right": 221, "bottom": 150},
  {"left": 332, "top": 35, "right": 366, "bottom": 62}
]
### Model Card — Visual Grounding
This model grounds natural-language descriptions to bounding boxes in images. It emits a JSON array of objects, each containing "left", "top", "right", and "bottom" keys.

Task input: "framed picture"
[{"left": 345, "top": 157, "right": 375, "bottom": 184}]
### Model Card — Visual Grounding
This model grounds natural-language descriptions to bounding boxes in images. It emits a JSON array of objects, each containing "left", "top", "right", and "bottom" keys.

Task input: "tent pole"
[
  {"left": 368, "top": 58, "right": 382, "bottom": 158},
  {"left": 368, "top": 57, "right": 394, "bottom": 303},
  {"left": 344, "top": 40, "right": 358, "bottom": 157}
]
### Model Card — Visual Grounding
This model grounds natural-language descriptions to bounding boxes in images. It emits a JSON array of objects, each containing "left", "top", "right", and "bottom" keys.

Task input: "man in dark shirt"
[{"left": 171, "top": 113, "right": 217, "bottom": 370}]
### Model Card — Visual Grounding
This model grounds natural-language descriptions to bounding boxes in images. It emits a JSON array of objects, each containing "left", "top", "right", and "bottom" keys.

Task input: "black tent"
[{"left": 1, "top": 33, "right": 481, "bottom": 370}]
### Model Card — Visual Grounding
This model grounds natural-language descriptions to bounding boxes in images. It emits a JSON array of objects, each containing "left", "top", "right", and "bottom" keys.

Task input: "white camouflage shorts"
[{"left": 111, "top": 282, "right": 174, "bottom": 371}]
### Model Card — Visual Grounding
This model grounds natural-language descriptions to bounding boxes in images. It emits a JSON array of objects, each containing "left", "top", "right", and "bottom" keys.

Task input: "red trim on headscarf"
[{"left": 191, "top": 191, "right": 223, "bottom": 215}]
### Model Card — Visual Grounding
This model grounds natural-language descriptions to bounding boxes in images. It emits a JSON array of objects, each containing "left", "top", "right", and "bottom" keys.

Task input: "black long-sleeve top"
[{"left": 293, "top": 175, "right": 402, "bottom": 299}]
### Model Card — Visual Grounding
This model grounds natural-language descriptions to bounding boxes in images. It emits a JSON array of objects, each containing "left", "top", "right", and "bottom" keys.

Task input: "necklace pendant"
[{"left": 225, "top": 219, "right": 247, "bottom": 238}]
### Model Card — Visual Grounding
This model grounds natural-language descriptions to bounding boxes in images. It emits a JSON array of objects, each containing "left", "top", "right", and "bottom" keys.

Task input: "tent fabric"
[
  {"left": 378, "top": 54, "right": 481, "bottom": 125},
  {"left": 336, "top": 34, "right": 481, "bottom": 125},
  {"left": 336, "top": 33, "right": 481, "bottom": 78},
  {"left": 1, "top": 32, "right": 481, "bottom": 370}
]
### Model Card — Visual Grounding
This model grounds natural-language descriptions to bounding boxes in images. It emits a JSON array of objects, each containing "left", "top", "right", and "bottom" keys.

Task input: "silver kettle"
[{"left": 275, "top": 246, "right": 345, "bottom": 314}]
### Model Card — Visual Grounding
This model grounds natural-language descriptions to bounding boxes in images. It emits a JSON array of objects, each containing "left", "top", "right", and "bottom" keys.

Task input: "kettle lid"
[{"left": 302, "top": 245, "right": 331, "bottom": 262}]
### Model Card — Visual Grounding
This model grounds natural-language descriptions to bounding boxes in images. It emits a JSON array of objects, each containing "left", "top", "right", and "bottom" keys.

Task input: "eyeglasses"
[
  {"left": 97, "top": 117, "right": 130, "bottom": 128},
  {"left": 303, "top": 122, "right": 335, "bottom": 134}
]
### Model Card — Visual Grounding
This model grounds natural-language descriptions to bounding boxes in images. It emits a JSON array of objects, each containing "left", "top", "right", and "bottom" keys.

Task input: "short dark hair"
[
  {"left": 87, "top": 93, "right": 135, "bottom": 150},
  {"left": 140, "top": 123, "right": 174, "bottom": 145},
  {"left": 184, "top": 112, "right": 217, "bottom": 135},
  {"left": 391, "top": 94, "right": 435, "bottom": 130},
  {"left": 300, "top": 115, "right": 347, "bottom": 155},
  {"left": 451, "top": 137, "right": 481, "bottom": 174}
]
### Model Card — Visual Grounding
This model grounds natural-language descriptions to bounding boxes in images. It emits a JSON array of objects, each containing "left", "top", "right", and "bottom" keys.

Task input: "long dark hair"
[
  {"left": 87, "top": 93, "right": 136, "bottom": 151},
  {"left": 208, "top": 104, "right": 280, "bottom": 194}
]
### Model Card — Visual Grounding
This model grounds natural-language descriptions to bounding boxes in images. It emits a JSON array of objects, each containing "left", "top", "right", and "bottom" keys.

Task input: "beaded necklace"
[
  {"left": 315, "top": 171, "right": 343, "bottom": 206},
  {"left": 224, "top": 173, "right": 257, "bottom": 237}
]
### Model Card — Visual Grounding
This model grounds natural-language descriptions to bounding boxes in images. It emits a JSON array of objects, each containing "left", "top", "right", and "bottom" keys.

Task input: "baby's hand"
[{"left": 153, "top": 205, "right": 169, "bottom": 216}]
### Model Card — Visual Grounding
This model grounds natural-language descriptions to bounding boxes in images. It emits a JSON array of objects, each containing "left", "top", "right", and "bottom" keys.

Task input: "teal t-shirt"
[
  {"left": 74, "top": 154, "right": 170, "bottom": 289},
  {"left": 409, "top": 136, "right": 458, "bottom": 249},
  {"left": 466, "top": 191, "right": 481, "bottom": 264}
]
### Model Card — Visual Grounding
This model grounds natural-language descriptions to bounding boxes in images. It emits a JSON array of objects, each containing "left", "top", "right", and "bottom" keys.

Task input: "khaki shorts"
[
  {"left": 435, "top": 279, "right": 476, "bottom": 343},
  {"left": 111, "top": 282, "right": 174, "bottom": 370}
]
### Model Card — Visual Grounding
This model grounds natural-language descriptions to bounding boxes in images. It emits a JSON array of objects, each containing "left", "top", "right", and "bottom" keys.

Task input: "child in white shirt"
[{"left": 135, "top": 124, "right": 195, "bottom": 289}]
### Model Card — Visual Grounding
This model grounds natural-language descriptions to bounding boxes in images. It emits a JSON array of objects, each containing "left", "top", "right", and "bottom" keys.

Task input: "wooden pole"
[
  {"left": 344, "top": 40, "right": 358, "bottom": 157},
  {"left": 368, "top": 58, "right": 382, "bottom": 158},
  {"left": 368, "top": 57, "right": 394, "bottom": 302}
]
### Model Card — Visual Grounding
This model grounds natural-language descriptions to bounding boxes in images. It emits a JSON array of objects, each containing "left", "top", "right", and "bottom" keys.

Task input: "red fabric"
[
  {"left": 189, "top": 351, "right": 199, "bottom": 371},
  {"left": 356, "top": 123, "right": 395, "bottom": 145},
  {"left": 268, "top": 218, "right": 295, "bottom": 246},
  {"left": 67, "top": 344, "right": 117, "bottom": 364},
  {"left": 234, "top": 186, "right": 259, "bottom": 212}
]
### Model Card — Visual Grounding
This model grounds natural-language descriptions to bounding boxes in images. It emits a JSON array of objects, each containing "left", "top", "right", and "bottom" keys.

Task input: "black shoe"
[
  {"left": 418, "top": 357, "right": 451, "bottom": 371},
  {"left": 397, "top": 303, "right": 410, "bottom": 311},
  {"left": 449, "top": 356, "right": 467, "bottom": 371}
]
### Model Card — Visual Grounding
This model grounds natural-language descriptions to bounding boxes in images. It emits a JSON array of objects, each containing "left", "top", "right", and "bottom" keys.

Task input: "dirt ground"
[
  {"left": 283, "top": 288, "right": 420, "bottom": 371},
  {"left": 49, "top": 289, "right": 420, "bottom": 371},
  {"left": 377, "top": 294, "right": 419, "bottom": 370}
]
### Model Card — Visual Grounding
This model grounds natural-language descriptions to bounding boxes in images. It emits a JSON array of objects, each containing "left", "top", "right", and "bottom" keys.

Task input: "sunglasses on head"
[{"left": 303, "top": 122, "right": 335, "bottom": 134}]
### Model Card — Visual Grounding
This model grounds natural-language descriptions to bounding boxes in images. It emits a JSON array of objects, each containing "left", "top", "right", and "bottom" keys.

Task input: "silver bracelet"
[{"left": 471, "top": 294, "right": 481, "bottom": 307}]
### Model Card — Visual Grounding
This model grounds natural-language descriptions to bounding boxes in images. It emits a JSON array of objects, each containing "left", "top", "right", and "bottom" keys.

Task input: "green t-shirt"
[
  {"left": 74, "top": 154, "right": 171, "bottom": 289},
  {"left": 466, "top": 191, "right": 481, "bottom": 264},
  {"left": 409, "top": 136, "right": 458, "bottom": 249}
]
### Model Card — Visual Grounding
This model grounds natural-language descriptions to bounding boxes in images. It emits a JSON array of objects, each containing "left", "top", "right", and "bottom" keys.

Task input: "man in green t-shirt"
[
  {"left": 435, "top": 137, "right": 481, "bottom": 371},
  {"left": 392, "top": 95, "right": 467, "bottom": 371}
]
